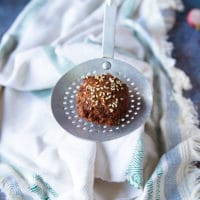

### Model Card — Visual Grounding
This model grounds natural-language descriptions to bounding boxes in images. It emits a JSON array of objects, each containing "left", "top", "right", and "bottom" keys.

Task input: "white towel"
[{"left": 0, "top": 0, "right": 200, "bottom": 200}]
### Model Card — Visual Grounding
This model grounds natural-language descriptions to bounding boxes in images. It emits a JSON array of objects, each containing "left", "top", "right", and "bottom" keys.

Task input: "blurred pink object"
[{"left": 187, "top": 8, "right": 200, "bottom": 30}]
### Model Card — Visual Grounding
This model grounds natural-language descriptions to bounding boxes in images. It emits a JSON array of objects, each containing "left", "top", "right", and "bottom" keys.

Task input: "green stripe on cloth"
[
  {"left": 126, "top": 135, "right": 144, "bottom": 189},
  {"left": 0, "top": 0, "right": 46, "bottom": 65},
  {"left": 119, "top": 0, "right": 141, "bottom": 18},
  {"left": 155, "top": 164, "right": 163, "bottom": 200},
  {"left": 146, "top": 179, "right": 153, "bottom": 200},
  {"left": 44, "top": 45, "right": 74, "bottom": 74},
  {"left": 30, "top": 174, "right": 58, "bottom": 200},
  {"left": 9, "top": 0, "right": 46, "bottom": 37},
  {"left": 0, "top": 156, "right": 58, "bottom": 200}
]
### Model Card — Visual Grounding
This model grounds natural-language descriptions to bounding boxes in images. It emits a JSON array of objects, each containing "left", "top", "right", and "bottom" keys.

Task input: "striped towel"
[{"left": 0, "top": 0, "right": 199, "bottom": 199}]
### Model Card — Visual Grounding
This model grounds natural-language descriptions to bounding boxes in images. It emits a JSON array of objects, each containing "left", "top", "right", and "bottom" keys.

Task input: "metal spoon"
[{"left": 51, "top": 0, "right": 152, "bottom": 141}]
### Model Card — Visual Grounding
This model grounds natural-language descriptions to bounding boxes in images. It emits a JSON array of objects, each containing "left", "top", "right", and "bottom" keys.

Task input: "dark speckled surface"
[{"left": 0, "top": 0, "right": 200, "bottom": 120}]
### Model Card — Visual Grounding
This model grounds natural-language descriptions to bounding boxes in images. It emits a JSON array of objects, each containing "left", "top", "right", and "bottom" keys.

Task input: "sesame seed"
[
  {"left": 95, "top": 75, "right": 99, "bottom": 79},
  {"left": 109, "top": 108, "right": 114, "bottom": 113},
  {"left": 109, "top": 78, "right": 114, "bottom": 82}
]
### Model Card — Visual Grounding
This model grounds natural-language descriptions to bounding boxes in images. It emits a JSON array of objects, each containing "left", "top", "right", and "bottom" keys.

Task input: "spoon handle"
[{"left": 102, "top": 0, "right": 117, "bottom": 59}]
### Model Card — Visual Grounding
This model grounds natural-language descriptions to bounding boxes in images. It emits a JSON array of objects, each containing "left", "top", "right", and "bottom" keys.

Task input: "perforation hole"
[
  {"left": 61, "top": 72, "right": 145, "bottom": 136},
  {"left": 83, "top": 127, "right": 87, "bottom": 131},
  {"left": 126, "top": 120, "right": 130, "bottom": 124}
]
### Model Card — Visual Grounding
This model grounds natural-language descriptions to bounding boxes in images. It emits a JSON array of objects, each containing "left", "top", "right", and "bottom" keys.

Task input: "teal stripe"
[
  {"left": 0, "top": 35, "right": 18, "bottom": 61},
  {"left": 126, "top": 136, "right": 144, "bottom": 189},
  {"left": 44, "top": 45, "right": 74, "bottom": 74},
  {"left": 146, "top": 178, "right": 154, "bottom": 200},
  {"left": 10, "top": 0, "right": 46, "bottom": 37},
  {"left": 30, "top": 174, "right": 58, "bottom": 200},
  {"left": 0, "top": 155, "right": 58, "bottom": 199},
  {"left": 34, "top": 175, "right": 58, "bottom": 197},
  {"left": 120, "top": 0, "right": 141, "bottom": 18},
  {"left": 32, "top": 89, "right": 52, "bottom": 98},
  {"left": 155, "top": 164, "right": 164, "bottom": 200},
  {"left": 0, "top": 0, "right": 46, "bottom": 63}
]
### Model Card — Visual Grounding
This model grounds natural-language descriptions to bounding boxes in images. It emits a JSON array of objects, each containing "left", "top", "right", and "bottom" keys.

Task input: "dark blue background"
[
  {"left": 0, "top": 0, "right": 200, "bottom": 121},
  {"left": 168, "top": 0, "right": 200, "bottom": 121}
]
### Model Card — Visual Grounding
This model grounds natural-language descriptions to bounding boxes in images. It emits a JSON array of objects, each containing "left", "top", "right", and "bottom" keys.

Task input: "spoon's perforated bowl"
[{"left": 51, "top": 58, "right": 152, "bottom": 141}]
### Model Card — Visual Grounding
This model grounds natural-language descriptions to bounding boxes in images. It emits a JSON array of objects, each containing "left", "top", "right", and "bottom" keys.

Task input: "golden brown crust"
[{"left": 76, "top": 74, "right": 129, "bottom": 126}]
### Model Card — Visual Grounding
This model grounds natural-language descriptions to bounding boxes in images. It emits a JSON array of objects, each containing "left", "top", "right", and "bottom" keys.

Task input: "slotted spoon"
[{"left": 51, "top": 0, "right": 152, "bottom": 141}]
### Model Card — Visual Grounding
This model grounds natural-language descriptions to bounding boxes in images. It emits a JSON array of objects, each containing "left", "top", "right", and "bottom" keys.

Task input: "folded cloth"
[{"left": 0, "top": 0, "right": 200, "bottom": 199}]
